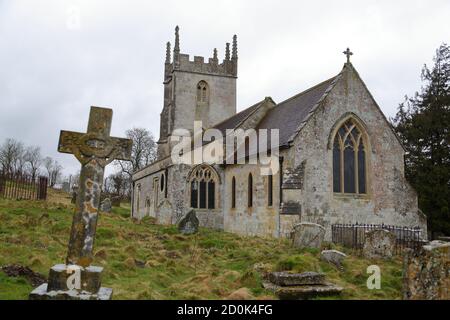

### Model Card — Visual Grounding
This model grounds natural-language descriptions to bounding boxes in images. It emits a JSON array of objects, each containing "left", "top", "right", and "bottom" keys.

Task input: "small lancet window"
[
  {"left": 268, "top": 174, "right": 273, "bottom": 207},
  {"left": 332, "top": 119, "right": 367, "bottom": 195},
  {"left": 248, "top": 173, "right": 253, "bottom": 207},
  {"left": 231, "top": 176, "right": 236, "bottom": 208},
  {"left": 136, "top": 184, "right": 141, "bottom": 211}
]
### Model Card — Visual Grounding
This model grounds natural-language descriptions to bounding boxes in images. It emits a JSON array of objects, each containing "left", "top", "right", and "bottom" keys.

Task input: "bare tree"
[
  {"left": 72, "top": 170, "right": 80, "bottom": 189},
  {"left": 0, "top": 138, "right": 24, "bottom": 175},
  {"left": 115, "top": 127, "right": 157, "bottom": 179},
  {"left": 50, "top": 161, "right": 63, "bottom": 187},
  {"left": 14, "top": 144, "right": 26, "bottom": 175},
  {"left": 43, "top": 156, "right": 63, "bottom": 187},
  {"left": 24, "top": 145, "right": 42, "bottom": 180}
]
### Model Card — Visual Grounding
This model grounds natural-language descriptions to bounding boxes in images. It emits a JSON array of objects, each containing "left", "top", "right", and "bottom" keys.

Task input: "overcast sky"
[{"left": 0, "top": 0, "right": 449, "bottom": 177}]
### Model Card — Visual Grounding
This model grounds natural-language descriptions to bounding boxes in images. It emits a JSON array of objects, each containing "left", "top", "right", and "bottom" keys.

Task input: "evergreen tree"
[{"left": 392, "top": 44, "right": 450, "bottom": 237}]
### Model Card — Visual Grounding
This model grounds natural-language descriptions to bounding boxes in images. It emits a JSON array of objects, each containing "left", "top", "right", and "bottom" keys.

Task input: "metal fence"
[
  {"left": 331, "top": 223, "right": 426, "bottom": 255},
  {"left": 0, "top": 172, "right": 48, "bottom": 201}
]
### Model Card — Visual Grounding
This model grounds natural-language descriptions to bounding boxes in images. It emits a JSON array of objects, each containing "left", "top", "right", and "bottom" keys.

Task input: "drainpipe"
[{"left": 278, "top": 156, "right": 284, "bottom": 238}]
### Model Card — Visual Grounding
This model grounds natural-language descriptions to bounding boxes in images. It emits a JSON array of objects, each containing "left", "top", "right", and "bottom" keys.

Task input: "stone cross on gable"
[
  {"left": 58, "top": 106, "right": 132, "bottom": 267},
  {"left": 343, "top": 47, "right": 353, "bottom": 64}
]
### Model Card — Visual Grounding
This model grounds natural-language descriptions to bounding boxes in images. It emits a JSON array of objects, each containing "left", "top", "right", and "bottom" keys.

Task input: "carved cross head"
[{"left": 58, "top": 106, "right": 132, "bottom": 167}]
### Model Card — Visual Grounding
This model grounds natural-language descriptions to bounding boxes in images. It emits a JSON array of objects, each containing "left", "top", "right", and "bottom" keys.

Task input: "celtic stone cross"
[{"left": 58, "top": 106, "right": 132, "bottom": 267}]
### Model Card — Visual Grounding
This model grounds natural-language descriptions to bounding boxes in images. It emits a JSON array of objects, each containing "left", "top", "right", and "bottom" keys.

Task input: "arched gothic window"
[
  {"left": 189, "top": 165, "right": 218, "bottom": 209},
  {"left": 333, "top": 118, "right": 367, "bottom": 194},
  {"left": 197, "top": 81, "right": 209, "bottom": 103}
]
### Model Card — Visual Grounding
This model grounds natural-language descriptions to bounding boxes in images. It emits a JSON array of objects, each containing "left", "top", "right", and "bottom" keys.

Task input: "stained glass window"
[{"left": 332, "top": 119, "right": 367, "bottom": 195}]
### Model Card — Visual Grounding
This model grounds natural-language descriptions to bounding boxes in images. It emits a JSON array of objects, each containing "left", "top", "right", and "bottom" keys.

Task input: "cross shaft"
[{"left": 58, "top": 106, "right": 132, "bottom": 267}]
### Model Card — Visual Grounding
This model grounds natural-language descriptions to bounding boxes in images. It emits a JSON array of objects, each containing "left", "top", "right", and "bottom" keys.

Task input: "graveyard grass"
[{"left": 0, "top": 189, "right": 404, "bottom": 300}]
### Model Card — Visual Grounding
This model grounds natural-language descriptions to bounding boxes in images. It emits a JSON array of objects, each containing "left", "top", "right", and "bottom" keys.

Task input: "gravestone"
[
  {"left": 291, "top": 222, "right": 325, "bottom": 249},
  {"left": 320, "top": 249, "right": 347, "bottom": 268},
  {"left": 363, "top": 229, "right": 397, "bottom": 259},
  {"left": 178, "top": 209, "right": 199, "bottom": 235},
  {"left": 62, "top": 182, "right": 70, "bottom": 193},
  {"left": 156, "top": 199, "right": 173, "bottom": 225},
  {"left": 263, "top": 271, "right": 343, "bottom": 300},
  {"left": 403, "top": 240, "right": 449, "bottom": 300},
  {"left": 100, "top": 198, "right": 112, "bottom": 213},
  {"left": 29, "top": 106, "right": 132, "bottom": 300},
  {"left": 111, "top": 196, "right": 121, "bottom": 207},
  {"left": 269, "top": 272, "right": 325, "bottom": 286}
]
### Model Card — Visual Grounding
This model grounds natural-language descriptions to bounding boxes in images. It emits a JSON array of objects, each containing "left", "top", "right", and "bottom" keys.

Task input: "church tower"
[{"left": 157, "top": 26, "right": 238, "bottom": 159}]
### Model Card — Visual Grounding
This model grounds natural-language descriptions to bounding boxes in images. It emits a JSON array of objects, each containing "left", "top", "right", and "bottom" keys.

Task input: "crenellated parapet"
[{"left": 164, "top": 26, "right": 238, "bottom": 79}]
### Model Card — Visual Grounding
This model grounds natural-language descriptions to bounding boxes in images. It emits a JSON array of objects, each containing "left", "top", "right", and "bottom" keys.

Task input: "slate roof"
[
  {"left": 213, "top": 99, "right": 265, "bottom": 135},
  {"left": 211, "top": 75, "right": 338, "bottom": 149},
  {"left": 257, "top": 76, "right": 338, "bottom": 147}
]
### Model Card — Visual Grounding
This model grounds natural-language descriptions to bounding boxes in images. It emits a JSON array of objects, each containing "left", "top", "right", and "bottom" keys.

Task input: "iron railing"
[
  {"left": 0, "top": 171, "right": 48, "bottom": 201},
  {"left": 331, "top": 223, "right": 426, "bottom": 255}
]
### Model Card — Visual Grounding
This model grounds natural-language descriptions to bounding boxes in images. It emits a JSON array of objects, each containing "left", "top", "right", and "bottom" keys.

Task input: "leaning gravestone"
[
  {"left": 100, "top": 198, "right": 112, "bottom": 213},
  {"left": 29, "top": 106, "right": 132, "bottom": 300},
  {"left": 403, "top": 240, "right": 449, "bottom": 300},
  {"left": 291, "top": 222, "right": 325, "bottom": 249},
  {"left": 363, "top": 229, "right": 397, "bottom": 259},
  {"left": 320, "top": 249, "right": 347, "bottom": 268},
  {"left": 178, "top": 209, "right": 199, "bottom": 235}
]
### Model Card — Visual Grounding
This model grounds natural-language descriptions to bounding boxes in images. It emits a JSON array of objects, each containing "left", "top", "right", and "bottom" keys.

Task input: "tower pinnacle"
[
  {"left": 174, "top": 26, "right": 180, "bottom": 62},
  {"left": 232, "top": 35, "right": 238, "bottom": 60},
  {"left": 165, "top": 42, "right": 171, "bottom": 63}
]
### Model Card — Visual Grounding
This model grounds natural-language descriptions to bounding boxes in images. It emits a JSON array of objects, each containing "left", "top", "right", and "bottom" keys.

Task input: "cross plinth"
[
  {"left": 343, "top": 47, "right": 353, "bottom": 63},
  {"left": 30, "top": 106, "right": 132, "bottom": 300},
  {"left": 58, "top": 106, "right": 132, "bottom": 267}
]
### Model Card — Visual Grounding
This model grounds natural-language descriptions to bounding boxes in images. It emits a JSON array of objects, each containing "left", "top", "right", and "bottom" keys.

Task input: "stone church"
[{"left": 131, "top": 27, "right": 427, "bottom": 240}]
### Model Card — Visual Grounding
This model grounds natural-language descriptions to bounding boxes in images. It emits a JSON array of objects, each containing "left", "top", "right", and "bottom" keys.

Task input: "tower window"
[{"left": 197, "top": 81, "right": 209, "bottom": 103}]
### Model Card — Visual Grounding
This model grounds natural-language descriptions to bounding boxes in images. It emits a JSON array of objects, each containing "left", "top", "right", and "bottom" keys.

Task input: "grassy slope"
[{"left": 0, "top": 189, "right": 403, "bottom": 300}]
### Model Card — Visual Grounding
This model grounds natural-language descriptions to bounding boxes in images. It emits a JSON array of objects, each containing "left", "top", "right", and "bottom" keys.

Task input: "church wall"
[
  {"left": 132, "top": 162, "right": 225, "bottom": 231},
  {"left": 223, "top": 164, "right": 280, "bottom": 238},
  {"left": 287, "top": 66, "right": 427, "bottom": 240},
  {"left": 132, "top": 157, "right": 173, "bottom": 221},
  {"left": 172, "top": 71, "right": 236, "bottom": 131}
]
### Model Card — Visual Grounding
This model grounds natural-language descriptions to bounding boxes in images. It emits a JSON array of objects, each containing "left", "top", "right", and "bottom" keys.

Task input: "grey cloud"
[{"left": 1, "top": 0, "right": 449, "bottom": 176}]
